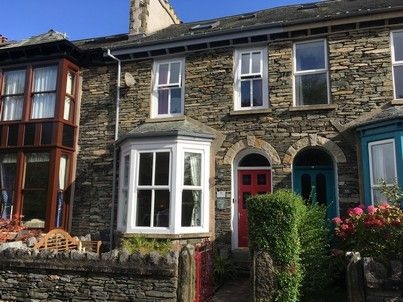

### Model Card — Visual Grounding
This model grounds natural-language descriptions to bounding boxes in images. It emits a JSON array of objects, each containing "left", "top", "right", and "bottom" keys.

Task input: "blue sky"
[{"left": 1, "top": 0, "right": 313, "bottom": 41}]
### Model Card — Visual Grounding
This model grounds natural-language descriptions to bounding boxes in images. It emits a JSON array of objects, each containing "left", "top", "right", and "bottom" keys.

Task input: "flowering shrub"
[{"left": 333, "top": 204, "right": 403, "bottom": 260}]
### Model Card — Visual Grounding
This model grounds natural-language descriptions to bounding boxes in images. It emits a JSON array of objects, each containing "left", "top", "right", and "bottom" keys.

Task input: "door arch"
[
  {"left": 236, "top": 152, "right": 272, "bottom": 248},
  {"left": 293, "top": 148, "right": 338, "bottom": 219}
]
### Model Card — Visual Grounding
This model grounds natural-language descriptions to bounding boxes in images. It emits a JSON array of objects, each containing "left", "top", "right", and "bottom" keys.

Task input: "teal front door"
[{"left": 293, "top": 166, "right": 337, "bottom": 220}]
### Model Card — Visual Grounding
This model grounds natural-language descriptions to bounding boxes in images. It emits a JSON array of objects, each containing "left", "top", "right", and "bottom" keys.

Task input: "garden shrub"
[
  {"left": 121, "top": 235, "right": 172, "bottom": 255},
  {"left": 333, "top": 203, "right": 403, "bottom": 261},
  {"left": 299, "top": 205, "right": 331, "bottom": 301},
  {"left": 247, "top": 190, "right": 305, "bottom": 302}
]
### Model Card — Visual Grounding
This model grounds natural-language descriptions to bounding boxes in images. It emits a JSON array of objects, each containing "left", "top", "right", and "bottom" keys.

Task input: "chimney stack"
[
  {"left": 129, "top": 0, "right": 180, "bottom": 35},
  {"left": 0, "top": 34, "right": 8, "bottom": 44}
]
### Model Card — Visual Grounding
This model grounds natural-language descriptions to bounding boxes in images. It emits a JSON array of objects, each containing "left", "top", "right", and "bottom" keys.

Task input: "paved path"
[{"left": 210, "top": 276, "right": 251, "bottom": 302}]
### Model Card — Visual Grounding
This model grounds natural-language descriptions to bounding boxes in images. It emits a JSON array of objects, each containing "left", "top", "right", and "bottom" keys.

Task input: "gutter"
[{"left": 106, "top": 49, "right": 121, "bottom": 251}]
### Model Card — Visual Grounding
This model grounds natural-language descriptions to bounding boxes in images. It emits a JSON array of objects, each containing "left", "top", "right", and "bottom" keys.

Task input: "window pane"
[
  {"left": 32, "top": 93, "right": 56, "bottom": 118},
  {"left": 241, "top": 53, "right": 250, "bottom": 75},
  {"left": 123, "top": 155, "right": 130, "bottom": 187},
  {"left": 64, "top": 97, "right": 73, "bottom": 121},
  {"left": 22, "top": 190, "right": 47, "bottom": 227},
  {"left": 66, "top": 71, "right": 75, "bottom": 95},
  {"left": 169, "top": 62, "right": 181, "bottom": 84},
  {"left": 182, "top": 190, "right": 201, "bottom": 227},
  {"left": 25, "top": 153, "right": 50, "bottom": 188},
  {"left": 184, "top": 152, "right": 201, "bottom": 186},
  {"left": 296, "top": 41, "right": 325, "bottom": 71},
  {"left": 370, "top": 141, "right": 396, "bottom": 183},
  {"left": 155, "top": 152, "right": 170, "bottom": 185},
  {"left": 7, "top": 124, "right": 18, "bottom": 146},
  {"left": 62, "top": 124, "right": 74, "bottom": 147},
  {"left": 4, "top": 70, "right": 25, "bottom": 94},
  {"left": 295, "top": 73, "right": 328, "bottom": 105},
  {"left": 139, "top": 153, "right": 153, "bottom": 185},
  {"left": 2, "top": 96, "right": 23, "bottom": 121},
  {"left": 137, "top": 190, "right": 151, "bottom": 226},
  {"left": 158, "top": 89, "right": 169, "bottom": 115},
  {"left": 251, "top": 52, "right": 261, "bottom": 74},
  {"left": 33, "top": 66, "right": 57, "bottom": 92},
  {"left": 158, "top": 63, "right": 169, "bottom": 85},
  {"left": 241, "top": 80, "right": 251, "bottom": 107},
  {"left": 56, "top": 155, "right": 68, "bottom": 227},
  {"left": 41, "top": 122, "right": 53, "bottom": 145},
  {"left": 393, "top": 31, "right": 403, "bottom": 62},
  {"left": 154, "top": 190, "right": 170, "bottom": 227},
  {"left": 122, "top": 190, "right": 128, "bottom": 226},
  {"left": 24, "top": 123, "right": 35, "bottom": 145},
  {"left": 394, "top": 65, "right": 403, "bottom": 99},
  {"left": 0, "top": 154, "right": 17, "bottom": 220},
  {"left": 252, "top": 79, "right": 263, "bottom": 106},
  {"left": 23, "top": 153, "right": 50, "bottom": 228},
  {"left": 170, "top": 88, "right": 182, "bottom": 114}
]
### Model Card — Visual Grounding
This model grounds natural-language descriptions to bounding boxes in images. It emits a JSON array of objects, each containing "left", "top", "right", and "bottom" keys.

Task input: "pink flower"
[
  {"left": 348, "top": 207, "right": 364, "bottom": 217},
  {"left": 367, "top": 205, "right": 377, "bottom": 215},
  {"left": 333, "top": 217, "right": 342, "bottom": 225},
  {"left": 378, "top": 203, "right": 390, "bottom": 210}
]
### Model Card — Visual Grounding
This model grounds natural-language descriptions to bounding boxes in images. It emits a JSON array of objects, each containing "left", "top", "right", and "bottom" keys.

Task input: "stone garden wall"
[{"left": 0, "top": 246, "right": 195, "bottom": 302}]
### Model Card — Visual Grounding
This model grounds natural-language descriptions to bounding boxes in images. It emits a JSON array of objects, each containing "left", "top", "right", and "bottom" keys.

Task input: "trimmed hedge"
[
  {"left": 248, "top": 190, "right": 305, "bottom": 302},
  {"left": 248, "top": 190, "right": 330, "bottom": 302}
]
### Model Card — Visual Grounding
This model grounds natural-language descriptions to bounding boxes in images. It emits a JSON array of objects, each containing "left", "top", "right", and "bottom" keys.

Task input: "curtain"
[
  {"left": 56, "top": 156, "right": 68, "bottom": 227},
  {"left": 0, "top": 154, "right": 17, "bottom": 219},
  {"left": 3, "top": 70, "right": 25, "bottom": 121},
  {"left": 31, "top": 66, "right": 57, "bottom": 119},
  {"left": 188, "top": 153, "right": 201, "bottom": 226}
]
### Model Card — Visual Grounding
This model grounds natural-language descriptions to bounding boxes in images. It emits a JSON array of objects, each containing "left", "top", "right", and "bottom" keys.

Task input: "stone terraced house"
[{"left": 0, "top": 0, "right": 402, "bottom": 251}]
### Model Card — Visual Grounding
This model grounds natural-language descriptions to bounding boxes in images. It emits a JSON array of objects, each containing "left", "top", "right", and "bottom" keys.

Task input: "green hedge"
[
  {"left": 247, "top": 190, "right": 305, "bottom": 302},
  {"left": 248, "top": 190, "right": 330, "bottom": 302}
]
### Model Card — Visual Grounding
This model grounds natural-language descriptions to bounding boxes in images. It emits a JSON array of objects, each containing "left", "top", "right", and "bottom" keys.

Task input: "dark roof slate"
[
  {"left": 98, "top": 0, "right": 403, "bottom": 51},
  {"left": 0, "top": 30, "right": 67, "bottom": 50},
  {"left": 119, "top": 118, "right": 216, "bottom": 143},
  {"left": 352, "top": 106, "right": 403, "bottom": 130}
]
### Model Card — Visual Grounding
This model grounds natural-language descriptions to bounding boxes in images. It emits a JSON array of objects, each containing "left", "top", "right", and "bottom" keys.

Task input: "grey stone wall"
[
  {"left": 75, "top": 26, "right": 395, "bottom": 245},
  {"left": 0, "top": 247, "right": 181, "bottom": 302}
]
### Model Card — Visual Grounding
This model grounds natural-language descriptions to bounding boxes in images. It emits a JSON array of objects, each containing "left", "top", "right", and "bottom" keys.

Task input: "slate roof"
[
  {"left": 0, "top": 30, "right": 67, "bottom": 50},
  {"left": 119, "top": 118, "right": 216, "bottom": 144},
  {"left": 354, "top": 106, "right": 403, "bottom": 129},
  {"left": 84, "top": 0, "right": 403, "bottom": 51}
]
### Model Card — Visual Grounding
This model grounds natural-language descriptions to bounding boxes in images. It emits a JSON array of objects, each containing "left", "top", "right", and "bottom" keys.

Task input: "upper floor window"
[
  {"left": 392, "top": 31, "right": 403, "bottom": 99},
  {"left": 152, "top": 59, "right": 184, "bottom": 118},
  {"left": 294, "top": 40, "right": 329, "bottom": 106},
  {"left": 234, "top": 48, "right": 268, "bottom": 110},
  {"left": 1, "top": 62, "right": 78, "bottom": 123}
]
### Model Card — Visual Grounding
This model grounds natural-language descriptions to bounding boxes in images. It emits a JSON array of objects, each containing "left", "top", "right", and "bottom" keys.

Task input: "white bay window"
[{"left": 118, "top": 137, "right": 211, "bottom": 234}]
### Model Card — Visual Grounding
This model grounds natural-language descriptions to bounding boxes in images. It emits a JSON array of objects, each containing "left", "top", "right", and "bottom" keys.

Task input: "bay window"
[
  {"left": 294, "top": 40, "right": 329, "bottom": 106},
  {"left": 118, "top": 137, "right": 211, "bottom": 235},
  {"left": 234, "top": 48, "right": 268, "bottom": 110},
  {"left": 0, "top": 59, "right": 79, "bottom": 229},
  {"left": 392, "top": 31, "right": 403, "bottom": 99},
  {"left": 152, "top": 59, "right": 184, "bottom": 117}
]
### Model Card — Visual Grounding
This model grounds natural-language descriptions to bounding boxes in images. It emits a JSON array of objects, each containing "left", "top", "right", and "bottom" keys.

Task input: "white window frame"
[
  {"left": 234, "top": 47, "right": 268, "bottom": 110},
  {"left": 151, "top": 58, "right": 185, "bottom": 118},
  {"left": 368, "top": 139, "right": 397, "bottom": 204},
  {"left": 391, "top": 30, "right": 403, "bottom": 100},
  {"left": 293, "top": 39, "right": 330, "bottom": 106},
  {"left": 118, "top": 137, "right": 210, "bottom": 235}
]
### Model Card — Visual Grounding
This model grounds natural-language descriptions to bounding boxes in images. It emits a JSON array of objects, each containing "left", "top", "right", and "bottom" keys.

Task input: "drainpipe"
[{"left": 106, "top": 49, "right": 121, "bottom": 251}]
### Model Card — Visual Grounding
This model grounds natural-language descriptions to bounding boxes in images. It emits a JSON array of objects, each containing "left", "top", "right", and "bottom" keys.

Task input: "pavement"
[{"left": 210, "top": 276, "right": 251, "bottom": 302}]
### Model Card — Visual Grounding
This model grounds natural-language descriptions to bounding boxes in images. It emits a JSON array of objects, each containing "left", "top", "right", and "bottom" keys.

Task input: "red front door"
[{"left": 238, "top": 169, "right": 271, "bottom": 247}]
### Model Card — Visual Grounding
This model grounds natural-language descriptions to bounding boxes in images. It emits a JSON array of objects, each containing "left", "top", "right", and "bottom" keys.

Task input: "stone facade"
[{"left": 73, "top": 24, "right": 398, "bottom": 247}]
